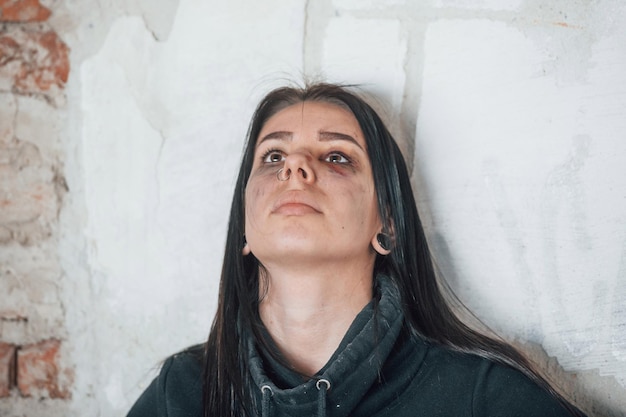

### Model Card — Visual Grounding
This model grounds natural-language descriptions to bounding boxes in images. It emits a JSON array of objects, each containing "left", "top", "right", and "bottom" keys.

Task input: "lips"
[{"left": 271, "top": 191, "right": 322, "bottom": 215}]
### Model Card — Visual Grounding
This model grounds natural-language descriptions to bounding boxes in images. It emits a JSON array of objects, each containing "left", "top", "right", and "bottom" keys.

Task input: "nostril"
[{"left": 300, "top": 168, "right": 308, "bottom": 179}]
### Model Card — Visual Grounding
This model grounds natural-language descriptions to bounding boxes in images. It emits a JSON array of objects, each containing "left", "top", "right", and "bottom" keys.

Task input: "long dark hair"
[{"left": 203, "top": 83, "right": 583, "bottom": 416}]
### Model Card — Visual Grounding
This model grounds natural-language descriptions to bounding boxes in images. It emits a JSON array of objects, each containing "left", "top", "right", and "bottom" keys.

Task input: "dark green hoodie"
[{"left": 127, "top": 277, "right": 577, "bottom": 417}]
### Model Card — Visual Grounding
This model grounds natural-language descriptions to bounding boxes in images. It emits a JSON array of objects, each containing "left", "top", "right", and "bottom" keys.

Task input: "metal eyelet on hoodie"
[
  {"left": 261, "top": 385, "right": 274, "bottom": 417},
  {"left": 316, "top": 379, "right": 331, "bottom": 417}
]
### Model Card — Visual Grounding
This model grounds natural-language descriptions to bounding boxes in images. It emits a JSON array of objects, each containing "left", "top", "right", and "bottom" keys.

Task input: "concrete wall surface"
[{"left": 0, "top": 0, "right": 624, "bottom": 416}]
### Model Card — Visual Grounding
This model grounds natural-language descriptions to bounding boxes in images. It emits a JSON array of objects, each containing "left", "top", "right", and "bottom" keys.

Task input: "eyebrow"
[
  {"left": 258, "top": 131, "right": 292, "bottom": 144},
  {"left": 318, "top": 131, "right": 364, "bottom": 151},
  {"left": 258, "top": 130, "right": 364, "bottom": 151}
]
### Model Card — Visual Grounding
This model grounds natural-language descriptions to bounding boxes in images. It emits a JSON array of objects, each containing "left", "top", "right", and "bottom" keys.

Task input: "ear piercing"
[{"left": 376, "top": 233, "right": 391, "bottom": 252}]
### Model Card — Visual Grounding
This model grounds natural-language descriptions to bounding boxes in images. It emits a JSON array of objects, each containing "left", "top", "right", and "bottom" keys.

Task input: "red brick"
[
  {"left": 0, "top": 342, "right": 15, "bottom": 397},
  {"left": 0, "top": 0, "right": 51, "bottom": 22},
  {"left": 17, "top": 339, "right": 70, "bottom": 398},
  {"left": 0, "top": 29, "right": 69, "bottom": 94}
]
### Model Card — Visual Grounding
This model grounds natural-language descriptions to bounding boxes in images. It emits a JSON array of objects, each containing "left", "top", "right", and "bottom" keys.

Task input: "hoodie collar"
[{"left": 246, "top": 275, "right": 405, "bottom": 417}]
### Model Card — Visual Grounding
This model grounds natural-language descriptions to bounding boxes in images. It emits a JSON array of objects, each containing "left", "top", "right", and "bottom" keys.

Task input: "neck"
[{"left": 258, "top": 260, "right": 374, "bottom": 377}]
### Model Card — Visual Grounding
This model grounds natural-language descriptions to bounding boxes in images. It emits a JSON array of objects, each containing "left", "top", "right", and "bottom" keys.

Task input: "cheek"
[
  {"left": 246, "top": 183, "right": 264, "bottom": 202},
  {"left": 244, "top": 180, "right": 268, "bottom": 227},
  {"left": 362, "top": 184, "right": 381, "bottom": 229},
  {"left": 343, "top": 183, "right": 379, "bottom": 226}
]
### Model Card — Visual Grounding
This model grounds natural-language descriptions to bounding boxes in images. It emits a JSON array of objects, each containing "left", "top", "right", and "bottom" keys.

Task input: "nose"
[{"left": 282, "top": 152, "right": 315, "bottom": 183}]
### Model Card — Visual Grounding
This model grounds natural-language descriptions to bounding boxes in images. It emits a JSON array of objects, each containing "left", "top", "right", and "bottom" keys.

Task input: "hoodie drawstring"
[
  {"left": 316, "top": 379, "right": 331, "bottom": 417},
  {"left": 261, "top": 385, "right": 273, "bottom": 417}
]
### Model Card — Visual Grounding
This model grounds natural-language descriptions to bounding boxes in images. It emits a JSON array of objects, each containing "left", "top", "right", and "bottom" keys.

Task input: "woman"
[{"left": 127, "top": 83, "right": 586, "bottom": 417}]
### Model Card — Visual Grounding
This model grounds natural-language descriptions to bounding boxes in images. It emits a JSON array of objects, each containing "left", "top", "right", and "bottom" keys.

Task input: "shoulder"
[
  {"left": 377, "top": 336, "right": 577, "bottom": 417},
  {"left": 470, "top": 357, "right": 575, "bottom": 417},
  {"left": 167, "top": 344, "right": 205, "bottom": 380},
  {"left": 421, "top": 343, "right": 575, "bottom": 417},
  {"left": 161, "top": 344, "right": 204, "bottom": 397},
  {"left": 126, "top": 344, "right": 204, "bottom": 417}
]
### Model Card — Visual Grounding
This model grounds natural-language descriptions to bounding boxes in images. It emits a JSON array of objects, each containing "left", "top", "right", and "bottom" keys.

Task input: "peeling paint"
[{"left": 7, "top": 0, "right": 621, "bottom": 415}]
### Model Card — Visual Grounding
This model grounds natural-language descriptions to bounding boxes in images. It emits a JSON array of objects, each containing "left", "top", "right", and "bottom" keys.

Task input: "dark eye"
[
  {"left": 326, "top": 153, "right": 349, "bottom": 164},
  {"left": 263, "top": 150, "right": 284, "bottom": 163}
]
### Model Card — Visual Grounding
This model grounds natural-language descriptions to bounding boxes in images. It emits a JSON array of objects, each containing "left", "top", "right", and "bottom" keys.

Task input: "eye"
[
  {"left": 325, "top": 152, "right": 350, "bottom": 164},
  {"left": 262, "top": 149, "right": 285, "bottom": 163}
]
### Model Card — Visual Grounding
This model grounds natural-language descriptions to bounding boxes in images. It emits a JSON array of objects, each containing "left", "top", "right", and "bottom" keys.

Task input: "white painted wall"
[{"left": 56, "top": 0, "right": 625, "bottom": 415}]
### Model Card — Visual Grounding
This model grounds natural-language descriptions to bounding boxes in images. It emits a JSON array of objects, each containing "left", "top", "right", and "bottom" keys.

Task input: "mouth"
[
  {"left": 272, "top": 192, "right": 322, "bottom": 215},
  {"left": 273, "top": 203, "right": 320, "bottom": 215}
]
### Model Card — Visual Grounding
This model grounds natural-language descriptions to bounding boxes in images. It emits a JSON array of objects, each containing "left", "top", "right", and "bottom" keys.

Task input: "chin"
[{"left": 253, "top": 238, "right": 324, "bottom": 261}]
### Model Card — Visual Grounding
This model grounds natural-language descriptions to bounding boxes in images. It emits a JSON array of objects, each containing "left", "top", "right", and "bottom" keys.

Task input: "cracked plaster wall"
[{"left": 6, "top": 0, "right": 621, "bottom": 415}]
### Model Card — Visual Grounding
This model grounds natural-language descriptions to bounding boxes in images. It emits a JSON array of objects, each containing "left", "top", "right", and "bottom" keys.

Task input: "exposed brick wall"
[
  {"left": 0, "top": 342, "right": 15, "bottom": 397},
  {"left": 0, "top": 0, "right": 71, "bottom": 406},
  {"left": 17, "top": 339, "right": 70, "bottom": 398},
  {"left": 0, "top": 133, "right": 64, "bottom": 244},
  {"left": 0, "top": 28, "right": 69, "bottom": 95},
  {"left": 0, "top": 0, "right": 51, "bottom": 23}
]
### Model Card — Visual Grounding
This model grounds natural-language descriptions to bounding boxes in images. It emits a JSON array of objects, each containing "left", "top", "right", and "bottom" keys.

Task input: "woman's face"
[{"left": 244, "top": 100, "right": 382, "bottom": 269}]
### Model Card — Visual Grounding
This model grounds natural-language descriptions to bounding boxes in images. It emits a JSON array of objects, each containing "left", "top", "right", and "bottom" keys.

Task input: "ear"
[
  {"left": 242, "top": 236, "right": 251, "bottom": 256},
  {"left": 372, "top": 232, "right": 392, "bottom": 256},
  {"left": 372, "top": 214, "right": 395, "bottom": 255}
]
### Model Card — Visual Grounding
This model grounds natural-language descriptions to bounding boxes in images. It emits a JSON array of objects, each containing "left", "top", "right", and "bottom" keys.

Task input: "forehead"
[{"left": 257, "top": 101, "right": 365, "bottom": 145}]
